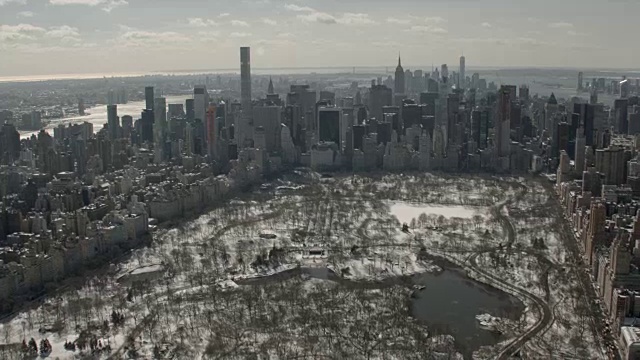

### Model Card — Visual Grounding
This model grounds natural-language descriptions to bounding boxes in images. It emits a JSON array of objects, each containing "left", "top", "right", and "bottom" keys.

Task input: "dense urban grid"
[{"left": 0, "top": 46, "right": 639, "bottom": 359}]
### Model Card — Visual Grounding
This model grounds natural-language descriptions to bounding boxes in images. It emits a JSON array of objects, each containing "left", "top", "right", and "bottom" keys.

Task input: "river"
[{"left": 19, "top": 95, "right": 192, "bottom": 139}]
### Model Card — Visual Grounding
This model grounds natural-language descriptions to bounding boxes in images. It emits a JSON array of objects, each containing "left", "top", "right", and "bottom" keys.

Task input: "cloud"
[
  {"left": 452, "top": 36, "right": 554, "bottom": 48},
  {"left": 257, "top": 38, "right": 294, "bottom": 46},
  {"left": 276, "top": 32, "right": 294, "bottom": 38},
  {"left": 548, "top": 22, "right": 573, "bottom": 29},
  {"left": 196, "top": 30, "right": 220, "bottom": 42},
  {"left": 338, "top": 13, "right": 374, "bottom": 25},
  {"left": 481, "top": 22, "right": 492, "bottom": 28},
  {"left": 187, "top": 18, "right": 218, "bottom": 27},
  {"left": 49, "top": 0, "right": 127, "bottom": 12},
  {"left": 218, "top": 13, "right": 230, "bottom": 18},
  {"left": 0, "top": 0, "right": 26, "bottom": 5},
  {"left": 117, "top": 30, "right": 190, "bottom": 47},
  {"left": 0, "top": 23, "right": 45, "bottom": 42},
  {"left": 297, "top": 12, "right": 337, "bottom": 24},
  {"left": 46, "top": 25, "right": 80, "bottom": 39},
  {"left": 297, "top": 11, "right": 374, "bottom": 25},
  {"left": 406, "top": 25, "right": 447, "bottom": 34},
  {"left": 0, "top": 23, "right": 83, "bottom": 46},
  {"left": 231, "top": 20, "right": 250, "bottom": 27},
  {"left": 407, "top": 15, "right": 446, "bottom": 24},
  {"left": 386, "top": 17, "right": 411, "bottom": 25},
  {"left": 262, "top": 18, "right": 277, "bottom": 26},
  {"left": 230, "top": 32, "right": 252, "bottom": 38},
  {"left": 422, "top": 16, "right": 446, "bottom": 24},
  {"left": 567, "top": 30, "right": 587, "bottom": 36},
  {"left": 17, "top": 11, "right": 34, "bottom": 17},
  {"left": 284, "top": 3, "right": 314, "bottom": 12}
]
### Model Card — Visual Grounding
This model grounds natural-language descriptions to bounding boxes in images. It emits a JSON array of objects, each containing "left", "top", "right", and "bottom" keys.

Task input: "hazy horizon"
[
  {"left": 1, "top": 64, "right": 639, "bottom": 84},
  {"left": 1, "top": 0, "right": 639, "bottom": 77}
]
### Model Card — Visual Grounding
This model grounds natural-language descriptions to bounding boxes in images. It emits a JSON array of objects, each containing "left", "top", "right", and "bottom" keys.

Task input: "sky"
[{"left": 0, "top": 0, "right": 638, "bottom": 77}]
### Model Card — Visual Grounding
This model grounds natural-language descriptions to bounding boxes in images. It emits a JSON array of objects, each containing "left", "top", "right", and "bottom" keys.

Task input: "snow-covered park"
[{"left": 0, "top": 172, "right": 606, "bottom": 359}]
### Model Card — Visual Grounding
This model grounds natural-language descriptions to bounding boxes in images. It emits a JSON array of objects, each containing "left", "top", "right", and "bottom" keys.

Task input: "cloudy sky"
[{"left": 0, "top": 0, "right": 637, "bottom": 77}]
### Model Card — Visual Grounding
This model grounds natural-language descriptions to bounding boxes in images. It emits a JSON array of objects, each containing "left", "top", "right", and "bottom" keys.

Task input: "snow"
[
  {"left": 331, "top": 253, "right": 442, "bottom": 281},
  {"left": 217, "top": 279, "right": 239, "bottom": 289},
  {"left": 476, "top": 313, "right": 502, "bottom": 330},
  {"left": 130, "top": 264, "right": 164, "bottom": 275},
  {"left": 388, "top": 201, "right": 487, "bottom": 224}
]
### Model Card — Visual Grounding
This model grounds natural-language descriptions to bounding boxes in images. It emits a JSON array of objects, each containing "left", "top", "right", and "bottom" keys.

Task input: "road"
[
  {"left": 468, "top": 251, "right": 553, "bottom": 359},
  {"left": 469, "top": 184, "right": 554, "bottom": 359},
  {"left": 541, "top": 180, "right": 618, "bottom": 359}
]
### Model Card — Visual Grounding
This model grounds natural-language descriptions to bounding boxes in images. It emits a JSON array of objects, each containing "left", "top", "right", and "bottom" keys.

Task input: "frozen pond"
[
  {"left": 411, "top": 269, "right": 523, "bottom": 358},
  {"left": 239, "top": 265, "right": 522, "bottom": 359},
  {"left": 388, "top": 202, "right": 488, "bottom": 224}
]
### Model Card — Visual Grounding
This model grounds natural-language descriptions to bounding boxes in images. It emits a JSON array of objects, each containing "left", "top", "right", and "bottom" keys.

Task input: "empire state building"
[{"left": 394, "top": 55, "right": 405, "bottom": 95}]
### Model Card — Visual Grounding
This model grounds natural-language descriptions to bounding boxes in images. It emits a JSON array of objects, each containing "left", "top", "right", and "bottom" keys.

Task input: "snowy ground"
[
  {"left": 388, "top": 201, "right": 488, "bottom": 224},
  {"left": 0, "top": 173, "right": 605, "bottom": 359}
]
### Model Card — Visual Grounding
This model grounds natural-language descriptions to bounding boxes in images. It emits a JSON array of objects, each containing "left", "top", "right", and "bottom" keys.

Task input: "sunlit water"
[{"left": 19, "top": 95, "right": 192, "bottom": 139}]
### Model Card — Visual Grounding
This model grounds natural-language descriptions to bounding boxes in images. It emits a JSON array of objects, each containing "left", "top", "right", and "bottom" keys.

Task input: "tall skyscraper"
[
  {"left": 497, "top": 86, "right": 511, "bottom": 158},
  {"left": 107, "top": 105, "right": 119, "bottom": 140},
  {"left": 318, "top": 107, "right": 342, "bottom": 146},
  {"left": 614, "top": 98, "right": 629, "bottom": 135},
  {"left": 459, "top": 55, "right": 466, "bottom": 89},
  {"left": 153, "top": 97, "right": 167, "bottom": 144},
  {"left": 145, "top": 86, "right": 154, "bottom": 110},
  {"left": 253, "top": 105, "right": 282, "bottom": 153},
  {"left": 267, "top": 77, "right": 275, "bottom": 95},
  {"left": 206, "top": 105, "right": 217, "bottom": 157},
  {"left": 240, "top": 47, "right": 252, "bottom": 120},
  {"left": 577, "top": 72, "right": 584, "bottom": 91},
  {"left": 394, "top": 55, "right": 405, "bottom": 95},
  {"left": 185, "top": 98, "right": 195, "bottom": 122},
  {"left": 575, "top": 129, "right": 586, "bottom": 175},
  {"left": 0, "top": 123, "right": 20, "bottom": 164},
  {"left": 194, "top": 85, "right": 208, "bottom": 123},
  {"left": 141, "top": 109, "right": 154, "bottom": 143},
  {"left": 369, "top": 84, "right": 392, "bottom": 122}
]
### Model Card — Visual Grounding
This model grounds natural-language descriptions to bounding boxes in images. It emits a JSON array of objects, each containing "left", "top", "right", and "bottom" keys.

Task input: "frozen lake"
[
  {"left": 388, "top": 202, "right": 488, "bottom": 224},
  {"left": 239, "top": 265, "right": 522, "bottom": 359},
  {"left": 411, "top": 269, "right": 523, "bottom": 358}
]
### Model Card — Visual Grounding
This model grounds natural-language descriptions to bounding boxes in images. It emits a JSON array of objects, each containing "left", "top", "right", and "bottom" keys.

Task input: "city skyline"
[{"left": 1, "top": 0, "right": 639, "bottom": 76}]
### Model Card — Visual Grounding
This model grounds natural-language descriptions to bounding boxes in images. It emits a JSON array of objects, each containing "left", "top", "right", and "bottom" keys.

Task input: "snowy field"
[
  {"left": 0, "top": 173, "right": 607, "bottom": 359},
  {"left": 388, "top": 201, "right": 488, "bottom": 224}
]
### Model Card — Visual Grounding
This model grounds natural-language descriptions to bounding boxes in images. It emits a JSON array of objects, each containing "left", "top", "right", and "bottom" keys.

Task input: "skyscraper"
[
  {"left": 318, "top": 107, "right": 342, "bottom": 146},
  {"left": 441, "top": 64, "right": 449, "bottom": 83},
  {"left": 145, "top": 86, "right": 154, "bottom": 110},
  {"left": 267, "top": 77, "right": 274, "bottom": 95},
  {"left": 578, "top": 72, "right": 584, "bottom": 91},
  {"left": 240, "top": 47, "right": 252, "bottom": 120},
  {"left": 185, "top": 98, "right": 195, "bottom": 122},
  {"left": 614, "top": 99, "right": 629, "bottom": 135},
  {"left": 369, "top": 84, "right": 392, "bottom": 122},
  {"left": 194, "top": 85, "right": 208, "bottom": 123},
  {"left": 206, "top": 105, "right": 217, "bottom": 157},
  {"left": 459, "top": 55, "right": 466, "bottom": 89},
  {"left": 497, "top": 86, "right": 511, "bottom": 158},
  {"left": 107, "top": 104, "right": 119, "bottom": 140},
  {"left": 141, "top": 109, "right": 154, "bottom": 143},
  {"left": 394, "top": 55, "right": 405, "bottom": 95},
  {"left": 0, "top": 123, "right": 20, "bottom": 164},
  {"left": 153, "top": 97, "right": 167, "bottom": 144}
]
